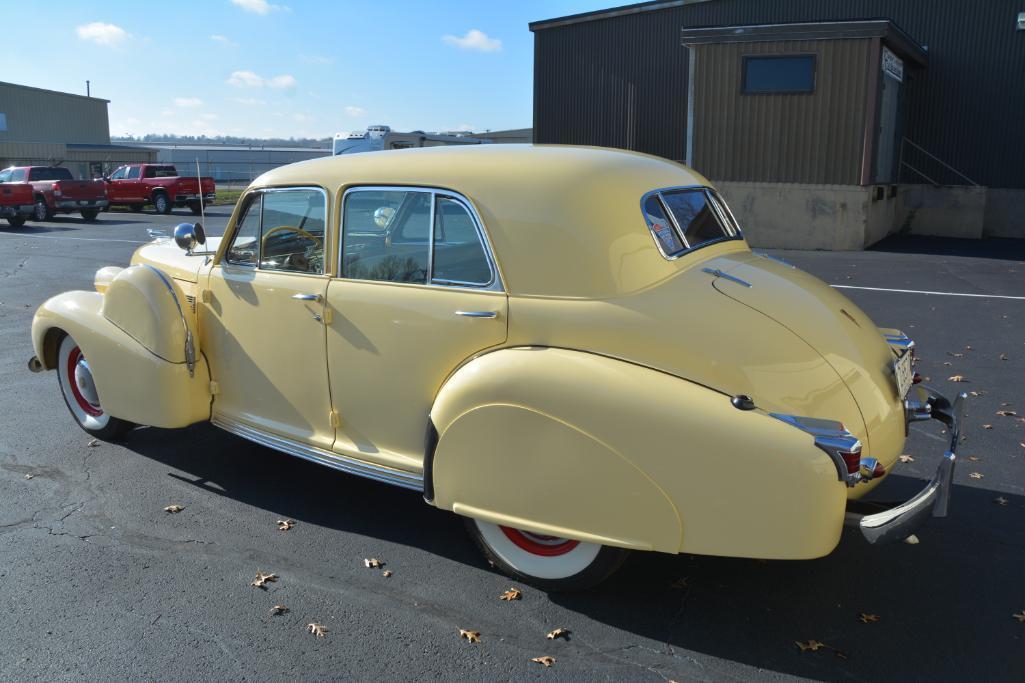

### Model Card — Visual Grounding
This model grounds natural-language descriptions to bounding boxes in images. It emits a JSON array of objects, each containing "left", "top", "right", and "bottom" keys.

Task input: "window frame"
[
  {"left": 220, "top": 185, "right": 331, "bottom": 277},
  {"left": 338, "top": 185, "right": 502, "bottom": 291},
  {"left": 640, "top": 186, "right": 743, "bottom": 260},
  {"left": 741, "top": 54, "right": 817, "bottom": 95}
]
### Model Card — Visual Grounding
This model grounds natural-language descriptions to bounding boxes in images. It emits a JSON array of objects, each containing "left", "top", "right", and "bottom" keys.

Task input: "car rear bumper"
[
  {"left": 1, "top": 204, "right": 34, "bottom": 216},
  {"left": 844, "top": 386, "right": 966, "bottom": 544},
  {"left": 174, "top": 193, "right": 216, "bottom": 202},
  {"left": 55, "top": 199, "right": 109, "bottom": 210}
]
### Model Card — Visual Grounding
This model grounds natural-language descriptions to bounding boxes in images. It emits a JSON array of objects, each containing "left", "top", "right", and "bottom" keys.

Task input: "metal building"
[
  {"left": 531, "top": 1, "right": 1025, "bottom": 248},
  {"left": 0, "top": 81, "right": 155, "bottom": 179},
  {"left": 121, "top": 142, "right": 331, "bottom": 187}
]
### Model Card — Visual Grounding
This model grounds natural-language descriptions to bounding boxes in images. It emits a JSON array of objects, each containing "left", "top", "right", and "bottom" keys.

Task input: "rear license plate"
[{"left": 894, "top": 351, "right": 913, "bottom": 398}]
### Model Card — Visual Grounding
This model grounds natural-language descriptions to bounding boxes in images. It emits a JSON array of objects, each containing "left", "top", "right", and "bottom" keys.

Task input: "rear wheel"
[
  {"left": 5, "top": 215, "right": 26, "bottom": 227},
  {"left": 152, "top": 193, "right": 171, "bottom": 214},
  {"left": 33, "top": 198, "right": 53, "bottom": 221},
  {"left": 465, "top": 517, "right": 630, "bottom": 592},
  {"left": 80, "top": 209, "right": 100, "bottom": 221},
  {"left": 56, "top": 334, "right": 134, "bottom": 441},
  {"left": 187, "top": 200, "right": 203, "bottom": 215}
]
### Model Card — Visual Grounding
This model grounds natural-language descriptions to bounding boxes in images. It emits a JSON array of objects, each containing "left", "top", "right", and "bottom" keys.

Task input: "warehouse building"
[
  {"left": 121, "top": 142, "right": 330, "bottom": 187},
  {"left": 531, "top": 1, "right": 1025, "bottom": 248},
  {"left": 0, "top": 81, "right": 155, "bottom": 180}
]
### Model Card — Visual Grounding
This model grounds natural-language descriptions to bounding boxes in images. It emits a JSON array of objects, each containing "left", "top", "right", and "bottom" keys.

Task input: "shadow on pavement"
[{"left": 870, "top": 235, "right": 1025, "bottom": 261}]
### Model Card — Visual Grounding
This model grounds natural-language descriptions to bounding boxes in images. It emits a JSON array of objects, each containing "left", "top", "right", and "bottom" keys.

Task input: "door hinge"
[
  {"left": 322, "top": 307, "right": 333, "bottom": 325},
  {"left": 209, "top": 381, "right": 220, "bottom": 395},
  {"left": 329, "top": 410, "right": 341, "bottom": 428}
]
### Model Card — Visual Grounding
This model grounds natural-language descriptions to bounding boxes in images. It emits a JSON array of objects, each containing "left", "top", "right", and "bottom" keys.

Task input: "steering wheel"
[{"left": 261, "top": 225, "right": 322, "bottom": 248}]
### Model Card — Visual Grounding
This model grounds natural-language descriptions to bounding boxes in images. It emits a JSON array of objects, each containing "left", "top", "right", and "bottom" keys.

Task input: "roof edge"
[
  {"left": 0, "top": 80, "right": 110, "bottom": 103},
  {"left": 530, "top": 0, "right": 711, "bottom": 32}
]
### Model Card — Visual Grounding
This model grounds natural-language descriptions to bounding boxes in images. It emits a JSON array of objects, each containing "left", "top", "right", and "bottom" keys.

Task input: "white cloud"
[
  {"left": 230, "top": 0, "right": 289, "bottom": 14},
  {"left": 442, "top": 29, "right": 501, "bottom": 52},
  {"left": 210, "top": 34, "right": 238, "bottom": 47},
  {"left": 227, "top": 70, "right": 296, "bottom": 89},
  {"left": 344, "top": 105, "right": 366, "bottom": 117},
  {"left": 174, "top": 97, "right": 203, "bottom": 108},
  {"left": 76, "top": 22, "right": 130, "bottom": 47}
]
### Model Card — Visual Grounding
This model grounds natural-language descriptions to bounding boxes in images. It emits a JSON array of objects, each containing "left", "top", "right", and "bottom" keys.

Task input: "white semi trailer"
[{"left": 333, "top": 125, "right": 490, "bottom": 155}]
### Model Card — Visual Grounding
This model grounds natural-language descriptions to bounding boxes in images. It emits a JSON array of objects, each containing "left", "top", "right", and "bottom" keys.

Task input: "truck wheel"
[
  {"left": 80, "top": 209, "right": 100, "bottom": 221},
  {"left": 464, "top": 517, "right": 630, "bottom": 592},
  {"left": 5, "top": 215, "right": 27, "bottom": 227},
  {"left": 128, "top": 203, "right": 144, "bottom": 212},
  {"left": 152, "top": 193, "right": 171, "bottom": 214},
  {"left": 33, "top": 198, "right": 53, "bottom": 221},
  {"left": 56, "top": 333, "right": 135, "bottom": 441},
  {"left": 187, "top": 200, "right": 203, "bottom": 215}
]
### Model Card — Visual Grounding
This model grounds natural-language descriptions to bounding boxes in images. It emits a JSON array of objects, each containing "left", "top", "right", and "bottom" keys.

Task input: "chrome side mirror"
[{"left": 173, "top": 222, "right": 206, "bottom": 254}]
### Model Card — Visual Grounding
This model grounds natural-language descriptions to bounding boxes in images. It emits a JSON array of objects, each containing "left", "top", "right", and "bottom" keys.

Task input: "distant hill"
[{"left": 112, "top": 134, "right": 332, "bottom": 148}]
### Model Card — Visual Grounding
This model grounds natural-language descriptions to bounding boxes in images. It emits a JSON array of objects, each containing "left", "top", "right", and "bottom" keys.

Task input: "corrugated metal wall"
[
  {"left": 0, "top": 82, "right": 109, "bottom": 145},
  {"left": 533, "top": 0, "right": 1025, "bottom": 188},
  {"left": 693, "top": 39, "right": 873, "bottom": 185}
]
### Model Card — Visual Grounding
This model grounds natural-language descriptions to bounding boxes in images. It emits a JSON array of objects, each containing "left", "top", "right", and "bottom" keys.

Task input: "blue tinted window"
[{"left": 743, "top": 55, "right": 815, "bottom": 94}]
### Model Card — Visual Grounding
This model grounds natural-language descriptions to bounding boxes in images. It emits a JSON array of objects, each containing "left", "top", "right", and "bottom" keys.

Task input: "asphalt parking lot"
[{"left": 1, "top": 209, "right": 1023, "bottom": 681}]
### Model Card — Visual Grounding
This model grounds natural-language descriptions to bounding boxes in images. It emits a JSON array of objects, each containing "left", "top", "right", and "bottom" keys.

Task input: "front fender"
[
  {"left": 430, "top": 348, "right": 847, "bottom": 558},
  {"left": 31, "top": 290, "right": 211, "bottom": 428}
]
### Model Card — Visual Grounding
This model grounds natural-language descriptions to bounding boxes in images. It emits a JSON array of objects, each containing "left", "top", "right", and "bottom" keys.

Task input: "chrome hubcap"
[{"left": 73, "top": 358, "right": 100, "bottom": 407}]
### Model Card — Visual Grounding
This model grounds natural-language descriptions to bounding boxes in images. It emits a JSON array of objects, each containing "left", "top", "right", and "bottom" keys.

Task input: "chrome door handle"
[
  {"left": 455, "top": 310, "right": 497, "bottom": 318},
  {"left": 291, "top": 293, "right": 322, "bottom": 302}
]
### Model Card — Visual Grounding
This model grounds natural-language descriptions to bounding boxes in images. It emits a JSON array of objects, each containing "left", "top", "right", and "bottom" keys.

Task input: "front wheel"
[
  {"left": 33, "top": 198, "right": 53, "bottom": 222},
  {"left": 56, "top": 334, "right": 134, "bottom": 441},
  {"left": 465, "top": 517, "right": 629, "bottom": 592},
  {"left": 152, "top": 193, "right": 171, "bottom": 214},
  {"left": 5, "top": 215, "right": 26, "bottom": 227}
]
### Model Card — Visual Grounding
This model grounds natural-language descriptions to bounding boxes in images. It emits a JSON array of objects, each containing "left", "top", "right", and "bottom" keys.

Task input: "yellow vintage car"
[{"left": 28, "top": 146, "right": 964, "bottom": 590}]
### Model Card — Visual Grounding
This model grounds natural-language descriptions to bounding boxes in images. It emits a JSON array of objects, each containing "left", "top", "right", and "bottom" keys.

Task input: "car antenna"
[{"left": 195, "top": 158, "right": 206, "bottom": 226}]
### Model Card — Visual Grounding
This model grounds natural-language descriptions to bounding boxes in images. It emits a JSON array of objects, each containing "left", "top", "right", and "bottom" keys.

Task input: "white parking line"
[
  {"left": 0, "top": 232, "right": 147, "bottom": 244},
  {"left": 833, "top": 285, "right": 1025, "bottom": 301}
]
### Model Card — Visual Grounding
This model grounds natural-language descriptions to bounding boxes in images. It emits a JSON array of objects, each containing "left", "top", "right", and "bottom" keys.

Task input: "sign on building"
[{"left": 881, "top": 47, "right": 903, "bottom": 82}]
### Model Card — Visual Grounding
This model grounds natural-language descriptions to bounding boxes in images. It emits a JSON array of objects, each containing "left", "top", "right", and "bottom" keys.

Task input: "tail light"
[
  {"left": 770, "top": 413, "right": 865, "bottom": 487},
  {"left": 52, "top": 183, "right": 62, "bottom": 197}
]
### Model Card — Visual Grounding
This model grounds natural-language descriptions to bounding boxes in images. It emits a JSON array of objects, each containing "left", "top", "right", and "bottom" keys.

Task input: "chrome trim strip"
[
  {"left": 640, "top": 186, "right": 745, "bottom": 261},
  {"left": 140, "top": 264, "right": 196, "bottom": 377},
  {"left": 755, "top": 252, "right": 796, "bottom": 268},
  {"left": 701, "top": 267, "right": 752, "bottom": 288},
  {"left": 211, "top": 414, "right": 424, "bottom": 491},
  {"left": 455, "top": 310, "right": 498, "bottom": 318}
]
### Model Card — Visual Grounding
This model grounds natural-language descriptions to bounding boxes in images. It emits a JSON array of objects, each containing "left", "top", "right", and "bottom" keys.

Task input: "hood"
[
  {"left": 131, "top": 236, "right": 224, "bottom": 283},
  {"left": 712, "top": 255, "right": 906, "bottom": 460}
]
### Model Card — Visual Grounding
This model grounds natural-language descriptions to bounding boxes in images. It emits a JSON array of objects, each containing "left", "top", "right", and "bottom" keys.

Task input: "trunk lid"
[{"left": 55, "top": 179, "right": 106, "bottom": 201}]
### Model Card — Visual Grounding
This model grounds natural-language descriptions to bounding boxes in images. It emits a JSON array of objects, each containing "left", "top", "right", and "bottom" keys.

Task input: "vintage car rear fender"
[
  {"left": 429, "top": 347, "right": 848, "bottom": 559},
  {"left": 31, "top": 290, "right": 211, "bottom": 428}
]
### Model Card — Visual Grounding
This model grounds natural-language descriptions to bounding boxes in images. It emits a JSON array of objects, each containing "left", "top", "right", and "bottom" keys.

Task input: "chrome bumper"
[
  {"left": 55, "top": 199, "right": 109, "bottom": 209},
  {"left": 845, "top": 386, "right": 966, "bottom": 545}
]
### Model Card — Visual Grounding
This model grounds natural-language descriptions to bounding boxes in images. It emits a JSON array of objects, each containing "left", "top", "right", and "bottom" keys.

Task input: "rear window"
[
  {"left": 641, "top": 188, "right": 740, "bottom": 258},
  {"left": 28, "top": 167, "right": 73, "bottom": 181},
  {"left": 144, "top": 166, "right": 178, "bottom": 178}
]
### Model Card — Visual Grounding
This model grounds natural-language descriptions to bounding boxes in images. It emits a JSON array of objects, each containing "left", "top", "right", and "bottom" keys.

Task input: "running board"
[{"left": 211, "top": 414, "right": 424, "bottom": 491}]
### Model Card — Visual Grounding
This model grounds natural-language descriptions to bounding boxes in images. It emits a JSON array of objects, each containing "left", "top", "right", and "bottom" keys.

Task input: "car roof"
[{"left": 253, "top": 144, "right": 725, "bottom": 298}]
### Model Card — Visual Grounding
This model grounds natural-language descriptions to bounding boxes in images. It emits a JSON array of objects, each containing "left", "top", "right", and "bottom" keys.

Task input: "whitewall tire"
[{"left": 56, "top": 334, "right": 134, "bottom": 441}]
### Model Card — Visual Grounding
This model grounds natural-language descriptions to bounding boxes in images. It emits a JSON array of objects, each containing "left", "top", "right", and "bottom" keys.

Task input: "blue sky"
[{"left": 1, "top": 0, "right": 614, "bottom": 139}]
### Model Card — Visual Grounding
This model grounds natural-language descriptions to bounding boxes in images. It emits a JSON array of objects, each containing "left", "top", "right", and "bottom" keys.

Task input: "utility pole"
[{"left": 86, "top": 80, "right": 91, "bottom": 97}]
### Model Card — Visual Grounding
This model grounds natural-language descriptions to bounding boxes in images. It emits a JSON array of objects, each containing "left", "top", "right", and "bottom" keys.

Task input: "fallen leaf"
[
  {"left": 271, "top": 605, "right": 289, "bottom": 615},
  {"left": 1020, "top": 443, "right": 1025, "bottom": 448},
  {"left": 530, "top": 656, "right": 556, "bottom": 667},
  {"left": 969, "top": 472, "right": 984, "bottom": 479},
  {"left": 669, "top": 577, "right": 689, "bottom": 589},
  {"left": 364, "top": 558, "right": 384, "bottom": 568},
  {"left": 459, "top": 629, "right": 481, "bottom": 644},
  {"left": 1012, "top": 612, "right": 1025, "bottom": 623},
  {"left": 88, "top": 439, "right": 100, "bottom": 447},
  {"left": 1002, "top": 402, "right": 1013, "bottom": 407},
  {"left": 276, "top": 519, "right": 295, "bottom": 531},
  {"left": 947, "top": 352, "right": 964, "bottom": 358},
  {"left": 546, "top": 628, "right": 570, "bottom": 640},
  {"left": 859, "top": 613, "right": 881, "bottom": 623},
  {"left": 899, "top": 454, "right": 914, "bottom": 463},
  {"left": 994, "top": 497, "right": 1009, "bottom": 506},
  {"left": 307, "top": 623, "right": 328, "bottom": 637},
  {"left": 942, "top": 362, "right": 952, "bottom": 366},
  {"left": 24, "top": 474, "right": 33, "bottom": 480},
  {"left": 251, "top": 571, "right": 278, "bottom": 589},
  {"left": 1000, "top": 353, "right": 1009, "bottom": 361},
  {"left": 499, "top": 588, "right": 522, "bottom": 601},
  {"left": 969, "top": 391, "right": 984, "bottom": 397},
  {"left": 164, "top": 504, "right": 184, "bottom": 514},
  {"left": 983, "top": 424, "right": 993, "bottom": 430},
  {"left": 795, "top": 640, "right": 827, "bottom": 652},
  {"left": 997, "top": 410, "right": 1018, "bottom": 417},
  {"left": 904, "top": 534, "right": 920, "bottom": 545},
  {"left": 382, "top": 570, "right": 392, "bottom": 578},
  {"left": 968, "top": 456, "right": 981, "bottom": 462},
  {"left": 948, "top": 375, "right": 967, "bottom": 382},
  {"left": 965, "top": 345, "right": 973, "bottom": 351}
]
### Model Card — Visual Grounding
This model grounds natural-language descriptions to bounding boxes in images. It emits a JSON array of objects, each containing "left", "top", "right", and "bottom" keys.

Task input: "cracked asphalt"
[{"left": 1, "top": 209, "right": 1024, "bottom": 681}]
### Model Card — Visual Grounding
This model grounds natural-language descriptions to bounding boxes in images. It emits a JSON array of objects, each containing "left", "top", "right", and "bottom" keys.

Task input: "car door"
[
  {"left": 326, "top": 187, "right": 507, "bottom": 474},
  {"left": 201, "top": 186, "right": 335, "bottom": 450},
  {"left": 122, "top": 165, "right": 144, "bottom": 201},
  {"left": 105, "top": 166, "right": 127, "bottom": 201}
]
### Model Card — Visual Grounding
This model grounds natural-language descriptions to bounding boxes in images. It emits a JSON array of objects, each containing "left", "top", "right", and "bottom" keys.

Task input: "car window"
[
  {"left": 109, "top": 167, "right": 126, "bottom": 180},
  {"left": 10, "top": 168, "right": 27, "bottom": 182},
  {"left": 642, "top": 188, "right": 740, "bottom": 257},
  {"left": 146, "top": 166, "right": 177, "bottom": 178},
  {"left": 642, "top": 194, "right": 685, "bottom": 256},
  {"left": 126, "top": 166, "right": 141, "bottom": 180},
  {"left": 29, "top": 168, "right": 74, "bottom": 181},
  {"left": 225, "top": 194, "right": 262, "bottom": 266},
  {"left": 0, "top": 169, "right": 10, "bottom": 183},
  {"left": 342, "top": 190, "right": 431, "bottom": 284},
  {"left": 432, "top": 197, "right": 492, "bottom": 285},
  {"left": 260, "top": 189, "right": 326, "bottom": 274}
]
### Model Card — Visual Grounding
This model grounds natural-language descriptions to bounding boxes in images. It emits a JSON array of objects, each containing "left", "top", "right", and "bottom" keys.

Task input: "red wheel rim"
[
  {"left": 499, "top": 526, "right": 580, "bottom": 557},
  {"left": 66, "top": 346, "right": 103, "bottom": 417}
]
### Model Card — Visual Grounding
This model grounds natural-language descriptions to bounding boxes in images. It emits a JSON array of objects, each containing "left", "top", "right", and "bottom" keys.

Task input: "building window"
[{"left": 742, "top": 55, "right": 816, "bottom": 94}]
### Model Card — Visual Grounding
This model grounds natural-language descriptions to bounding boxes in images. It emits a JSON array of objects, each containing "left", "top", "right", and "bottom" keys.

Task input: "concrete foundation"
[
  {"left": 983, "top": 189, "right": 1025, "bottom": 238},
  {"left": 896, "top": 185, "right": 987, "bottom": 239}
]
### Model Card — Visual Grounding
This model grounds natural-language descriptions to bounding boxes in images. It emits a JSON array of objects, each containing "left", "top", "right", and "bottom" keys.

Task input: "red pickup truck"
[
  {"left": 103, "top": 164, "right": 215, "bottom": 215},
  {"left": 0, "top": 182, "right": 34, "bottom": 227},
  {"left": 0, "top": 166, "right": 109, "bottom": 221}
]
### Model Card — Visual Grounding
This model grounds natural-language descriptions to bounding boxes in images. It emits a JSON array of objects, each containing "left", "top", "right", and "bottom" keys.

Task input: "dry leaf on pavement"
[
  {"left": 499, "top": 588, "right": 522, "bottom": 601},
  {"left": 947, "top": 352, "right": 964, "bottom": 358},
  {"left": 995, "top": 497, "right": 1009, "bottom": 506},
  {"left": 546, "top": 628, "right": 570, "bottom": 640},
  {"left": 969, "top": 472, "right": 984, "bottom": 479},
  {"left": 948, "top": 375, "right": 967, "bottom": 382},
  {"left": 983, "top": 424, "right": 993, "bottom": 430},
  {"left": 997, "top": 410, "right": 1018, "bottom": 417},
  {"left": 164, "top": 504, "right": 184, "bottom": 514},
  {"left": 276, "top": 519, "right": 295, "bottom": 531},
  {"left": 307, "top": 623, "right": 328, "bottom": 637},
  {"left": 24, "top": 474, "right": 33, "bottom": 480},
  {"left": 899, "top": 454, "right": 914, "bottom": 463},
  {"left": 382, "top": 570, "right": 393, "bottom": 578},
  {"left": 1000, "top": 353, "right": 1009, "bottom": 360},
  {"left": 904, "top": 534, "right": 920, "bottom": 545},
  {"left": 795, "top": 640, "right": 827, "bottom": 652},
  {"left": 531, "top": 656, "right": 556, "bottom": 667},
  {"left": 88, "top": 439, "right": 100, "bottom": 447},
  {"left": 364, "top": 558, "right": 384, "bottom": 568},
  {"left": 459, "top": 629, "right": 481, "bottom": 644},
  {"left": 271, "top": 605, "right": 289, "bottom": 615},
  {"left": 251, "top": 571, "right": 278, "bottom": 589},
  {"left": 967, "top": 456, "right": 981, "bottom": 462},
  {"left": 859, "top": 613, "right": 880, "bottom": 623},
  {"left": 1012, "top": 612, "right": 1025, "bottom": 623}
]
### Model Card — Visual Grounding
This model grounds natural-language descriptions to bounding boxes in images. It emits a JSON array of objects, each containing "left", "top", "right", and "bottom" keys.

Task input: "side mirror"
[{"left": 173, "top": 222, "right": 206, "bottom": 254}]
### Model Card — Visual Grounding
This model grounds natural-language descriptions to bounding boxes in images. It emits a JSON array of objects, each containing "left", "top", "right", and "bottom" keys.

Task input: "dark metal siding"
[
  {"left": 532, "top": 0, "right": 1025, "bottom": 188},
  {"left": 693, "top": 39, "right": 872, "bottom": 184}
]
